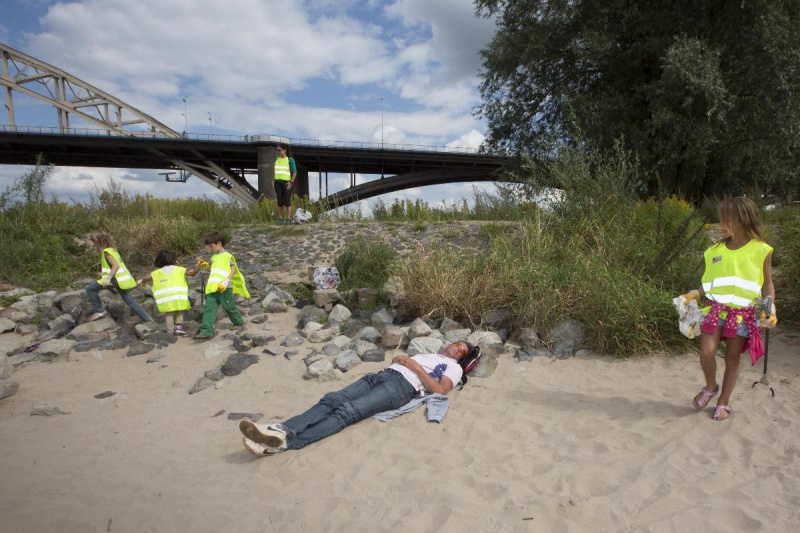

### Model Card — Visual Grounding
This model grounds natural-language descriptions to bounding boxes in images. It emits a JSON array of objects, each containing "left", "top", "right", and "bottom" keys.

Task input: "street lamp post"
[
  {"left": 182, "top": 97, "right": 188, "bottom": 137},
  {"left": 208, "top": 112, "right": 212, "bottom": 135},
  {"left": 380, "top": 97, "right": 384, "bottom": 149}
]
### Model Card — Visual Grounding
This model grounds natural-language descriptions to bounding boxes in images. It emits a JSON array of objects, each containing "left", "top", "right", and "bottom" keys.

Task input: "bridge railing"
[{"left": 0, "top": 124, "right": 485, "bottom": 155}]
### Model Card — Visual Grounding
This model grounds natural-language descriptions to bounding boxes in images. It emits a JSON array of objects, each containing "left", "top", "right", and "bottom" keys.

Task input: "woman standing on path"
[{"left": 274, "top": 143, "right": 297, "bottom": 225}]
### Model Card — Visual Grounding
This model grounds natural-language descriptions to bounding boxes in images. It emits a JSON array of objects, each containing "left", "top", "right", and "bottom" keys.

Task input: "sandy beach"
[{"left": 1, "top": 303, "right": 799, "bottom": 533}]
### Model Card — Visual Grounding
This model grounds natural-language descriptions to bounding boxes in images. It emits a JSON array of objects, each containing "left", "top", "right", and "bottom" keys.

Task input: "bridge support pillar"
[{"left": 257, "top": 146, "right": 277, "bottom": 201}]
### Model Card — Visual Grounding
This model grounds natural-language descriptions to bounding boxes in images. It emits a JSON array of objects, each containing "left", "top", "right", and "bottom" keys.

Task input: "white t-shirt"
[{"left": 389, "top": 353, "right": 463, "bottom": 392}]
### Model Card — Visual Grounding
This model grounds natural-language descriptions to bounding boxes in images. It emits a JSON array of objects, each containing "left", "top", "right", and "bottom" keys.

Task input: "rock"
[
  {"left": 0, "top": 318, "right": 15, "bottom": 334},
  {"left": 0, "top": 353, "right": 11, "bottom": 379},
  {"left": 203, "top": 342, "right": 228, "bottom": 359},
  {"left": 300, "top": 321, "right": 324, "bottom": 338},
  {"left": 146, "top": 352, "right": 166, "bottom": 363},
  {"left": 329, "top": 304, "right": 352, "bottom": 323},
  {"left": 232, "top": 336, "right": 250, "bottom": 353},
  {"left": 370, "top": 308, "right": 394, "bottom": 328},
  {"left": 134, "top": 321, "right": 163, "bottom": 340},
  {"left": 354, "top": 326, "right": 382, "bottom": 345},
  {"left": 34, "top": 314, "right": 76, "bottom": 342},
  {"left": 188, "top": 377, "right": 215, "bottom": 394},
  {"left": 467, "top": 330, "right": 503, "bottom": 346},
  {"left": 361, "top": 348, "right": 386, "bottom": 362},
  {"left": 381, "top": 325, "right": 408, "bottom": 349},
  {"left": 382, "top": 277, "right": 405, "bottom": 308},
  {"left": 265, "top": 299, "right": 288, "bottom": 313},
  {"left": 309, "top": 326, "right": 339, "bottom": 343},
  {"left": 146, "top": 331, "right": 177, "bottom": 348},
  {"left": 94, "top": 391, "right": 116, "bottom": 399},
  {"left": 36, "top": 338, "right": 77, "bottom": 358},
  {"left": 226, "top": 412, "right": 264, "bottom": 422},
  {"left": 250, "top": 313, "right": 269, "bottom": 324},
  {"left": 221, "top": 353, "right": 260, "bottom": 376},
  {"left": 303, "top": 359, "right": 339, "bottom": 381},
  {"left": 514, "top": 349, "right": 533, "bottom": 362},
  {"left": 406, "top": 336, "right": 443, "bottom": 356},
  {"left": 313, "top": 289, "right": 340, "bottom": 307},
  {"left": 67, "top": 318, "right": 117, "bottom": 339},
  {"left": 263, "top": 346, "right": 287, "bottom": 357},
  {"left": 127, "top": 342, "right": 155, "bottom": 357},
  {"left": 53, "top": 290, "right": 84, "bottom": 313},
  {"left": 8, "top": 352, "right": 40, "bottom": 365},
  {"left": 470, "top": 352, "right": 499, "bottom": 379},
  {"left": 519, "top": 328, "right": 543, "bottom": 351},
  {"left": 0, "top": 379, "right": 19, "bottom": 400},
  {"left": 205, "top": 368, "right": 225, "bottom": 381},
  {"left": 548, "top": 318, "right": 585, "bottom": 359},
  {"left": 480, "top": 308, "right": 510, "bottom": 328},
  {"left": 335, "top": 349, "right": 361, "bottom": 372},
  {"left": 30, "top": 401, "right": 69, "bottom": 416},
  {"left": 297, "top": 305, "right": 327, "bottom": 328},
  {"left": 351, "top": 340, "right": 380, "bottom": 358},
  {"left": 282, "top": 332, "right": 305, "bottom": 347},
  {"left": 443, "top": 328, "right": 471, "bottom": 344},
  {"left": 438, "top": 317, "right": 461, "bottom": 333},
  {"left": 407, "top": 318, "right": 432, "bottom": 339}
]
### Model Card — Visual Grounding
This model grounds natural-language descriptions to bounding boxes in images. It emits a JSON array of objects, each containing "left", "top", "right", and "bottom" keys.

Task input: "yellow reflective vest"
[
  {"left": 275, "top": 156, "right": 292, "bottom": 181},
  {"left": 99, "top": 248, "right": 136, "bottom": 290},
  {"left": 205, "top": 252, "right": 250, "bottom": 298},
  {"left": 702, "top": 239, "right": 772, "bottom": 320},
  {"left": 151, "top": 266, "right": 190, "bottom": 313}
]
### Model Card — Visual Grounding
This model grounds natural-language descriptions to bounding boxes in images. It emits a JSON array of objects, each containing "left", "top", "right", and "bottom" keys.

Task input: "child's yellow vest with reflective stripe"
[
  {"left": 205, "top": 252, "right": 250, "bottom": 298},
  {"left": 151, "top": 266, "right": 190, "bottom": 313},
  {"left": 100, "top": 247, "right": 136, "bottom": 290},
  {"left": 702, "top": 240, "right": 772, "bottom": 320}
]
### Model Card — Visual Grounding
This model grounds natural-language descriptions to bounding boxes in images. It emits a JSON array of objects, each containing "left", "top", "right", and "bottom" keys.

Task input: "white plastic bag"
[
  {"left": 294, "top": 208, "right": 313, "bottom": 223},
  {"left": 672, "top": 295, "right": 705, "bottom": 339},
  {"left": 313, "top": 266, "right": 340, "bottom": 289}
]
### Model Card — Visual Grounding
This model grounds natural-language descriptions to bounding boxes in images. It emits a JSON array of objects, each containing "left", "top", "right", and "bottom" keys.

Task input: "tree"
[{"left": 476, "top": 0, "right": 800, "bottom": 200}]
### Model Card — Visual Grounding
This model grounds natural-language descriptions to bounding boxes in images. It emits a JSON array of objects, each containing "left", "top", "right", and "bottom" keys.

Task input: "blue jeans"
[
  {"left": 85, "top": 279, "right": 152, "bottom": 322},
  {"left": 279, "top": 369, "right": 417, "bottom": 450}
]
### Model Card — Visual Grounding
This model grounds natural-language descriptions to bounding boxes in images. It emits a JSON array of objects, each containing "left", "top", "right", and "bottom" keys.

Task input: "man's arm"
[{"left": 391, "top": 354, "right": 454, "bottom": 395}]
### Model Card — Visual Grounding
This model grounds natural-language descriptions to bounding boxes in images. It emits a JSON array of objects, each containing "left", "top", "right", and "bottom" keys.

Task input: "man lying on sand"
[{"left": 239, "top": 341, "right": 470, "bottom": 455}]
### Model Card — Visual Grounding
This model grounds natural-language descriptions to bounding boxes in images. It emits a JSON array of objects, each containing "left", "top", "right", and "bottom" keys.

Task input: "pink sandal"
[
  {"left": 692, "top": 385, "right": 719, "bottom": 410},
  {"left": 712, "top": 405, "right": 732, "bottom": 421}
]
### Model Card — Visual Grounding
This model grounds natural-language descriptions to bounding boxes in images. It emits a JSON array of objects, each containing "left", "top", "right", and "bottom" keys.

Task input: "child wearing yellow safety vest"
[
  {"left": 194, "top": 231, "right": 250, "bottom": 340},
  {"left": 681, "top": 197, "right": 777, "bottom": 422},
  {"left": 137, "top": 250, "right": 202, "bottom": 336},
  {"left": 85, "top": 231, "right": 153, "bottom": 323}
]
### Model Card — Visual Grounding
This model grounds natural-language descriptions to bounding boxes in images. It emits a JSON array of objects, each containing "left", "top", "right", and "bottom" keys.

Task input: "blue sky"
[{"left": 0, "top": 0, "right": 498, "bottom": 212}]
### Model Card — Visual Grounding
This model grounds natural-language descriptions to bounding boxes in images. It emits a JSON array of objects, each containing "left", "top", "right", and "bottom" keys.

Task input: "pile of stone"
[{"left": 1, "top": 273, "right": 589, "bottom": 406}]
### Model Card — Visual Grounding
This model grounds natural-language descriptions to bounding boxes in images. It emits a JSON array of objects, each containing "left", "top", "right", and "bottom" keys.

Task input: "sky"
[{"left": 0, "top": 0, "right": 499, "bottom": 213}]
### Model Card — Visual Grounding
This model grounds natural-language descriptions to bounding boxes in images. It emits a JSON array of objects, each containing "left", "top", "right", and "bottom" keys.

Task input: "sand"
[{"left": 1, "top": 309, "right": 799, "bottom": 533}]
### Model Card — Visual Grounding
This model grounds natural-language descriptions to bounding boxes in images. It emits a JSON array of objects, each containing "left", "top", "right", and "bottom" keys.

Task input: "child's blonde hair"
[
  {"left": 88, "top": 231, "right": 116, "bottom": 250},
  {"left": 718, "top": 197, "right": 764, "bottom": 242}
]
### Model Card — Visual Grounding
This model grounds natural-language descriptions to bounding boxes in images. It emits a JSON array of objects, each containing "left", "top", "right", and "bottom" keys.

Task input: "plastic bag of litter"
[
  {"left": 672, "top": 295, "right": 705, "bottom": 339},
  {"left": 313, "top": 266, "right": 340, "bottom": 289},
  {"left": 294, "top": 208, "right": 313, "bottom": 223}
]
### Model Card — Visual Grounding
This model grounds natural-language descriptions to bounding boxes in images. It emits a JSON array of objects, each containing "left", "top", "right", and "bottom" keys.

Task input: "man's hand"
[
  {"left": 217, "top": 280, "right": 229, "bottom": 292},
  {"left": 99, "top": 276, "right": 113, "bottom": 287}
]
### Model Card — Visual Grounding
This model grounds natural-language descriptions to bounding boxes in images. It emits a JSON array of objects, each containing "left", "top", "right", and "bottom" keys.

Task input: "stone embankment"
[{"left": 0, "top": 222, "right": 587, "bottom": 406}]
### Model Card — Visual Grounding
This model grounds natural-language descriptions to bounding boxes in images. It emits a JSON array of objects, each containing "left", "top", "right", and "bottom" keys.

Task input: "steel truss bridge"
[{"left": 0, "top": 42, "right": 507, "bottom": 207}]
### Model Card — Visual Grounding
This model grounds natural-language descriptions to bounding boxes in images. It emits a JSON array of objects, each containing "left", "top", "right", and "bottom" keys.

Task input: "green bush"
[{"left": 334, "top": 236, "right": 397, "bottom": 292}]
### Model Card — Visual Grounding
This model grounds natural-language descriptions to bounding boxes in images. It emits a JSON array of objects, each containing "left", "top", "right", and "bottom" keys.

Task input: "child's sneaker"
[
  {"left": 239, "top": 419, "right": 287, "bottom": 450},
  {"left": 89, "top": 311, "right": 108, "bottom": 321},
  {"left": 277, "top": 219, "right": 283, "bottom": 226},
  {"left": 174, "top": 324, "right": 187, "bottom": 336}
]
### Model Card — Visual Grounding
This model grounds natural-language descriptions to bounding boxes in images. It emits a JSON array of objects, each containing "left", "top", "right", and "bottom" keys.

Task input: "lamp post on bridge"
[
  {"left": 208, "top": 112, "right": 212, "bottom": 135},
  {"left": 380, "top": 97, "right": 384, "bottom": 149},
  {"left": 181, "top": 97, "right": 188, "bottom": 137}
]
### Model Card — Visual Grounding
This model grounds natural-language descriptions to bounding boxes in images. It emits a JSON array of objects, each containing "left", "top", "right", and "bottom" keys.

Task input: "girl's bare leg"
[
  {"left": 716, "top": 335, "right": 747, "bottom": 420},
  {"left": 699, "top": 327, "right": 723, "bottom": 392}
]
